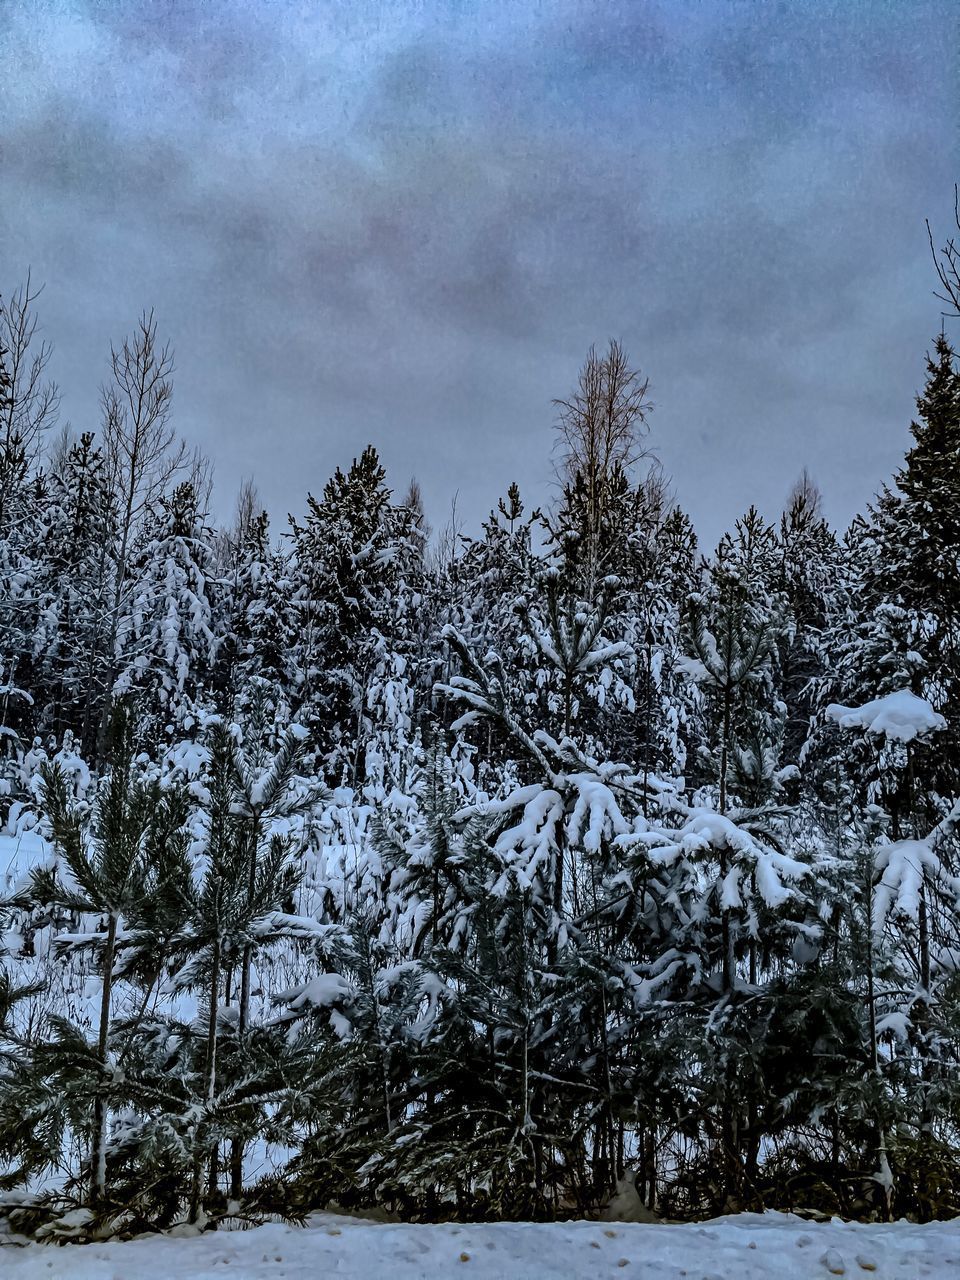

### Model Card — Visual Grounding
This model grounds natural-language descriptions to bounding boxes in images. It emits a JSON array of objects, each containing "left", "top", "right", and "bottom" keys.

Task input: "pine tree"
[{"left": 22, "top": 703, "right": 183, "bottom": 1208}]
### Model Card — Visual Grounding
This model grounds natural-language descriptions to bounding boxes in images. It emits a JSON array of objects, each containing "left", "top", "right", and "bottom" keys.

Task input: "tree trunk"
[
  {"left": 191, "top": 939, "right": 221, "bottom": 1224},
  {"left": 719, "top": 684, "right": 733, "bottom": 989},
  {"left": 89, "top": 912, "right": 118, "bottom": 1207},
  {"left": 231, "top": 817, "right": 261, "bottom": 1200},
  {"left": 863, "top": 852, "right": 891, "bottom": 1220}
]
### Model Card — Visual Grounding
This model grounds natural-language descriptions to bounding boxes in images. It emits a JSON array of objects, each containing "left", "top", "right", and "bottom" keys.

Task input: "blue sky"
[{"left": 1, "top": 0, "right": 956, "bottom": 544}]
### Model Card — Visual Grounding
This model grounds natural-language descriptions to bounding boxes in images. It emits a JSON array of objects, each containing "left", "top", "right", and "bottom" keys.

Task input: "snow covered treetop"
[{"left": 825, "top": 689, "right": 946, "bottom": 743}]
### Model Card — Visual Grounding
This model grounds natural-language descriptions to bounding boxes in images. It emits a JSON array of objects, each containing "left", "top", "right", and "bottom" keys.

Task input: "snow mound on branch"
[
  {"left": 873, "top": 837, "right": 960, "bottom": 931},
  {"left": 274, "top": 972, "right": 352, "bottom": 1010},
  {"left": 825, "top": 689, "right": 945, "bottom": 742}
]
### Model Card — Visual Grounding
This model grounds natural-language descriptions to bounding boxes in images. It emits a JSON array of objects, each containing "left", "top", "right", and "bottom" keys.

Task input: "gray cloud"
[{"left": 0, "top": 0, "right": 956, "bottom": 547}]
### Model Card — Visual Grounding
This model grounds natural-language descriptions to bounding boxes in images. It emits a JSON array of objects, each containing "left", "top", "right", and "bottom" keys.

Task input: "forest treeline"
[{"left": 1, "top": 250, "right": 960, "bottom": 1238}]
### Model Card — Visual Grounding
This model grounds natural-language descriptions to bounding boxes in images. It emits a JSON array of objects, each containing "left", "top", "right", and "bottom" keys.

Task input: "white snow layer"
[
  {"left": 2, "top": 1211, "right": 958, "bottom": 1279},
  {"left": 0, "top": 831, "right": 50, "bottom": 893},
  {"left": 825, "top": 689, "right": 946, "bottom": 742}
]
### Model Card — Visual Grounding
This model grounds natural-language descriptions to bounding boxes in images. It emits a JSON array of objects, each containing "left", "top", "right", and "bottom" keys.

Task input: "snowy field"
[{"left": 2, "top": 1212, "right": 958, "bottom": 1279}]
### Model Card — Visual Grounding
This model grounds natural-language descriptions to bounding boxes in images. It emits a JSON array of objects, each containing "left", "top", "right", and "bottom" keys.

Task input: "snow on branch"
[
  {"left": 617, "top": 807, "right": 809, "bottom": 910},
  {"left": 826, "top": 689, "right": 946, "bottom": 743}
]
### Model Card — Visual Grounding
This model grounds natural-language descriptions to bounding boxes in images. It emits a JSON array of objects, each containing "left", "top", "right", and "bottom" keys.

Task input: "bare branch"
[
  {"left": 1, "top": 270, "right": 61, "bottom": 463},
  {"left": 553, "top": 339, "right": 652, "bottom": 487},
  {"left": 927, "top": 184, "right": 960, "bottom": 316},
  {"left": 101, "top": 309, "right": 186, "bottom": 535},
  {"left": 96, "top": 311, "right": 191, "bottom": 756}
]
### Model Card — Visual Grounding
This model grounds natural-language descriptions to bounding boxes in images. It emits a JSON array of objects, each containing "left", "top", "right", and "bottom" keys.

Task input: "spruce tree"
[
  {"left": 114, "top": 481, "right": 218, "bottom": 742},
  {"left": 32, "top": 432, "right": 117, "bottom": 746},
  {"left": 289, "top": 446, "right": 422, "bottom": 781}
]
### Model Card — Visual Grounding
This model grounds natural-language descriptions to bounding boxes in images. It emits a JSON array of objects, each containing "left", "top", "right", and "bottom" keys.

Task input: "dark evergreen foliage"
[{"left": 1, "top": 308, "right": 960, "bottom": 1237}]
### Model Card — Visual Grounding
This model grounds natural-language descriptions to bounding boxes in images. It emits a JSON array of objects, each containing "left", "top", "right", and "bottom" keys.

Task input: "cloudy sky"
[{"left": 1, "top": 0, "right": 956, "bottom": 546}]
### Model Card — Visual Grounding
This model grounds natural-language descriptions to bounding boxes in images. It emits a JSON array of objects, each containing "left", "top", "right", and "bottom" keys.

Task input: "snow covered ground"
[{"left": 1, "top": 1211, "right": 958, "bottom": 1278}]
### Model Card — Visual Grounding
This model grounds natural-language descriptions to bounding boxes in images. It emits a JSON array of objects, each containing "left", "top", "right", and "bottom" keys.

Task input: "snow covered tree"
[
  {"left": 5, "top": 302, "right": 960, "bottom": 1228},
  {"left": 96, "top": 311, "right": 190, "bottom": 761},
  {"left": 827, "top": 691, "right": 960, "bottom": 1216},
  {"left": 686, "top": 520, "right": 783, "bottom": 821},
  {"left": 0, "top": 450, "right": 49, "bottom": 759},
  {"left": 114, "top": 481, "right": 218, "bottom": 741},
  {"left": 823, "top": 338, "right": 960, "bottom": 810},
  {"left": 12, "top": 703, "right": 186, "bottom": 1209},
  {"left": 82, "top": 715, "right": 322, "bottom": 1227},
  {"left": 213, "top": 483, "right": 294, "bottom": 707},
  {"left": 774, "top": 474, "right": 842, "bottom": 766},
  {"left": 31, "top": 432, "right": 117, "bottom": 746},
  {"left": 436, "top": 613, "right": 664, "bottom": 1208},
  {"left": 289, "top": 445, "right": 422, "bottom": 783},
  {"left": 434, "top": 484, "right": 543, "bottom": 778}
]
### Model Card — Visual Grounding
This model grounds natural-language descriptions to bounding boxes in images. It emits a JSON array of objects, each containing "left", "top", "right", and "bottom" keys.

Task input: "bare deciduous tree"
[
  {"left": 0, "top": 273, "right": 60, "bottom": 526},
  {"left": 433, "top": 489, "right": 465, "bottom": 580},
  {"left": 96, "top": 311, "right": 190, "bottom": 756},
  {"left": 928, "top": 185, "right": 960, "bottom": 316},
  {"left": 786, "top": 467, "right": 823, "bottom": 520},
  {"left": 553, "top": 339, "right": 652, "bottom": 488},
  {"left": 102, "top": 310, "right": 182, "bottom": 542},
  {"left": 400, "top": 476, "right": 431, "bottom": 555},
  {"left": 217, "top": 476, "right": 264, "bottom": 585},
  {"left": 232, "top": 476, "right": 262, "bottom": 547},
  {"left": 553, "top": 339, "right": 653, "bottom": 597},
  {"left": 46, "top": 423, "right": 78, "bottom": 479}
]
